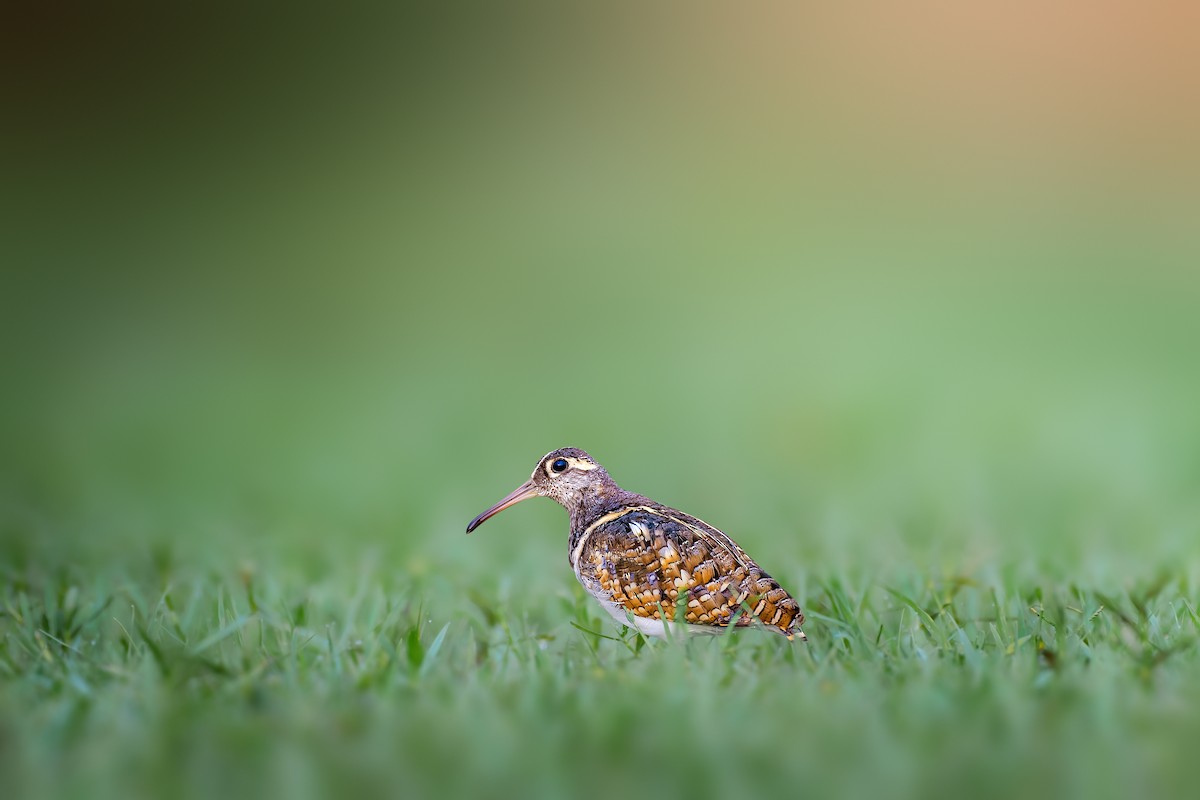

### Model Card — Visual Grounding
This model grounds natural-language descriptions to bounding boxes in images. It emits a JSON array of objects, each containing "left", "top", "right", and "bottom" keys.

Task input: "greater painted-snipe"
[{"left": 467, "top": 447, "right": 805, "bottom": 640}]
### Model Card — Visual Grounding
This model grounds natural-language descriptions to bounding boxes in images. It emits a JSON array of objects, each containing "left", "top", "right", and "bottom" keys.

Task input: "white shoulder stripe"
[{"left": 569, "top": 505, "right": 658, "bottom": 568}]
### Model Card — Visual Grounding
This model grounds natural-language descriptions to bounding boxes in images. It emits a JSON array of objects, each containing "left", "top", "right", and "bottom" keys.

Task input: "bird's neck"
[{"left": 566, "top": 479, "right": 635, "bottom": 532}]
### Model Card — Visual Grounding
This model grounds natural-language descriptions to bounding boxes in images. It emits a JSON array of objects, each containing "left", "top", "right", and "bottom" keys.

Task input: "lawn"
[{"left": 4, "top": 511, "right": 1200, "bottom": 800}]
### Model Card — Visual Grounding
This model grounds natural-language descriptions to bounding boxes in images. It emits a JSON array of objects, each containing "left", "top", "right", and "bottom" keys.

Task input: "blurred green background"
[{"left": 3, "top": 4, "right": 1199, "bottom": 800}]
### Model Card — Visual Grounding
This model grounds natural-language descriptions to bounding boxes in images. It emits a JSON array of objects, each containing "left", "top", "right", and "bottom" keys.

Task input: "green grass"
[{"left": 4, "top": 540, "right": 1200, "bottom": 800}]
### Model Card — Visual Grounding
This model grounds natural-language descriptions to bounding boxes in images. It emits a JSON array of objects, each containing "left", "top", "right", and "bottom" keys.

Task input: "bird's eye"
[{"left": 551, "top": 458, "right": 569, "bottom": 473}]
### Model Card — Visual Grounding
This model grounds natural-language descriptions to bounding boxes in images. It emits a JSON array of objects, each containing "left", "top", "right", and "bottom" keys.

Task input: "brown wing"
[{"left": 574, "top": 505, "right": 805, "bottom": 639}]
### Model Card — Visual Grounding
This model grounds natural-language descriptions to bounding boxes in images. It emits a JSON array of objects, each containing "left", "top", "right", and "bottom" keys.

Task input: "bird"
[{"left": 466, "top": 447, "right": 805, "bottom": 641}]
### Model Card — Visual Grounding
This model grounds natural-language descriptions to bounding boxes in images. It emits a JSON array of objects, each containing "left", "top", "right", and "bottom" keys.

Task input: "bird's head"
[{"left": 466, "top": 447, "right": 613, "bottom": 533}]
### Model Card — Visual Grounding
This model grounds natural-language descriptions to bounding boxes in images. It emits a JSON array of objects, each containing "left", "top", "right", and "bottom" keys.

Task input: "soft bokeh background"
[{"left": 3, "top": 3, "right": 1199, "bottom": 800}]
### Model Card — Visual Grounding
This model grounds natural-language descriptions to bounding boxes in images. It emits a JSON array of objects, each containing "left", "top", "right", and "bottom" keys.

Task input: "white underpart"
[
  {"left": 587, "top": 586, "right": 722, "bottom": 638},
  {"left": 593, "top": 596, "right": 665, "bottom": 636}
]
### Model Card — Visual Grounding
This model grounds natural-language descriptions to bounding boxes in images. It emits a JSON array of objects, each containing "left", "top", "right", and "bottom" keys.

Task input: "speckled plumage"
[{"left": 467, "top": 447, "right": 805, "bottom": 641}]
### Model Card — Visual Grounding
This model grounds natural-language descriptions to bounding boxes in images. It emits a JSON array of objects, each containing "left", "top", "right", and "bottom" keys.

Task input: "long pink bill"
[{"left": 466, "top": 480, "right": 539, "bottom": 534}]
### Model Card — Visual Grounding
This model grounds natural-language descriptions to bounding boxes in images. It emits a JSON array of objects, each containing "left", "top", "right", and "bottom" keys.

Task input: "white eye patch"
[{"left": 544, "top": 456, "right": 599, "bottom": 477}]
